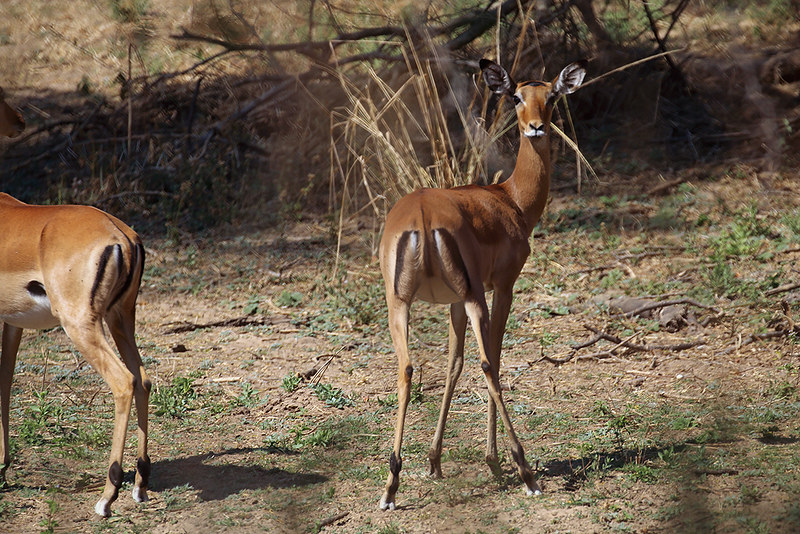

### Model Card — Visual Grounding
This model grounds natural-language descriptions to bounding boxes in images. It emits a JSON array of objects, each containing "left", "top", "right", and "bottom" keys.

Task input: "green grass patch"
[{"left": 152, "top": 376, "right": 197, "bottom": 418}]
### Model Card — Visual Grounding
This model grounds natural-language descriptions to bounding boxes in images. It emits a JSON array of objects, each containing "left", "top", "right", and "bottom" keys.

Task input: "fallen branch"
[
  {"left": 542, "top": 324, "right": 703, "bottom": 365},
  {"left": 163, "top": 315, "right": 283, "bottom": 334},
  {"left": 646, "top": 177, "right": 686, "bottom": 196},
  {"left": 542, "top": 353, "right": 576, "bottom": 364},
  {"left": 315, "top": 511, "right": 349, "bottom": 530},
  {"left": 576, "top": 351, "right": 617, "bottom": 361},
  {"left": 572, "top": 334, "right": 604, "bottom": 350},
  {"left": 584, "top": 325, "right": 705, "bottom": 352},
  {"left": 765, "top": 282, "right": 800, "bottom": 296},
  {"left": 693, "top": 468, "right": 738, "bottom": 476},
  {"left": 609, "top": 298, "right": 720, "bottom": 319},
  {"left": 571, "top": 264, "right": 616, "bottom": 275}
]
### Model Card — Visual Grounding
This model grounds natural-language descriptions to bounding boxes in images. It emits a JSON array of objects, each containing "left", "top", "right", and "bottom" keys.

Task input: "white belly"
[
  {"left": 0, "top": 270, "right": 62, "bottom": 330},
  {"left": 415, "top": 276, "right": 462, "bottom": 304},
  {"left": 0, "top": 293, "right": 60, "bottom": 329}
]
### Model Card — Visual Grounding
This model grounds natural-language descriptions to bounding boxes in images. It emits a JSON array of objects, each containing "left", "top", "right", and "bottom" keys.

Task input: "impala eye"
[{"left": 512, "top": 94, "right": 521, "bottom": 106}]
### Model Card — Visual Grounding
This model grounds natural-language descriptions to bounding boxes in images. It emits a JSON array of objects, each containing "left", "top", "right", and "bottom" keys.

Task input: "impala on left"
[{"left": 0, "top": 90, "right": 151, "bottom": 517}]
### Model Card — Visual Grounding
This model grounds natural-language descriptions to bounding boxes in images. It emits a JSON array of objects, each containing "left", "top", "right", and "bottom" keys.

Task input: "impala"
[
  {"left": 0, "top": 193, "right": 151, "bottom": 517},
  {"left": 378, "top": 58, "right": 586, "bottom": 510},
  {"left": 0, "top": 87, "right": 25, "bottom": 138}
]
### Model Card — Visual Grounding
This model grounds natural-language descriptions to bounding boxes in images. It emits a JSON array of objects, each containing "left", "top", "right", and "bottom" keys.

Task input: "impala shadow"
[
  {"left": 147, "top": 447, "right": 326, "bottom": 501},
  {"left": 540, "top": 444, "right": 685, "bottom": 491}
]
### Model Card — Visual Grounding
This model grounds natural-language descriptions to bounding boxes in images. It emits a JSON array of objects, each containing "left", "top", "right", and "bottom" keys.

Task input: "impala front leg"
[
  {"left": 380, "top": 298, "right": 411, "bottom": 511},
  {"left": 428, "top": 302, "right": 467, "bottom": 478},
  {"left": 0, "top": 324, "right": 22, "bottom": 485}
]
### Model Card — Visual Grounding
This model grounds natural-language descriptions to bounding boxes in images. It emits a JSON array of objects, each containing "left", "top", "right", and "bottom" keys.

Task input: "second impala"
[{"left": 378, "top": 57, "right": 586, "bottom": 510}]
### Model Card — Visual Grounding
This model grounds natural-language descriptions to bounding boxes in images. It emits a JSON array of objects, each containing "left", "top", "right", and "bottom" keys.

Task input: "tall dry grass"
[{"left": 329, "top": 39, "right": 517, "bottom": 264}]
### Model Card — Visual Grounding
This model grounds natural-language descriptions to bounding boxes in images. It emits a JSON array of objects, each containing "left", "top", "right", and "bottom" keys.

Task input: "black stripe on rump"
[
  {"left": 90, "top": 245, "right": 116, "bottom": 308},
  {"left": 393, "top": 230, "right": 412, "bottom": 297},
  {"left": 432, "top": 228, "right": 471, "bottom": 294}
]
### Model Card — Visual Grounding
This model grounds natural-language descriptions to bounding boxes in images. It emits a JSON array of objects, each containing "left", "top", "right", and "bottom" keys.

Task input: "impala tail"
[
  {"left": 108, "top": 238, "right": 145, "bottom": 310},
  {"left": 389, "top": 229, "right": 421, "bottom": 302},
  {"left": 85, "top": 227, "right": 144, "bottom": 315}
]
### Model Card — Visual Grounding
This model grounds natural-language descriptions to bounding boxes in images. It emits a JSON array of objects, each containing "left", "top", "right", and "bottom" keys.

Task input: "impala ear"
[
  {"left": 549, "top": 60, "right": 587, "bottom": 102},
  {"left": 480, "top": 59, "right": 515, "bottom": 96}
]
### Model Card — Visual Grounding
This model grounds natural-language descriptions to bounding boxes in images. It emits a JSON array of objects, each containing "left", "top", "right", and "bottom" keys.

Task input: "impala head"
[
  {"left": 0, "top": 87, "right": 25, "bottom": 138},
  {"left": 480, "top": 59, "right": 586, "bottom": 139}
]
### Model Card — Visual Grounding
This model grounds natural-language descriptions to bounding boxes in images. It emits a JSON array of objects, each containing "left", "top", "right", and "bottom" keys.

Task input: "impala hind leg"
[
  {"left": 64, "top": 321, "right": 135, "bottom": 517},
  {"left": 485, "top": 287, "right": 514, "bottom": 469},
  {"left": 0, "top": 324, "right": 22, "bottom": 485},
  {"left": 428, "top": 302, "right": 466, "bottom": 478},
  {"left": 463, "top": 298, "right": 540, "bottom": 496},
  {"left": 380, "top": 298, "right": 411, "bottom": 511},
  {"left": 107, "top": 308, "right": 150, "bottom": 504}
]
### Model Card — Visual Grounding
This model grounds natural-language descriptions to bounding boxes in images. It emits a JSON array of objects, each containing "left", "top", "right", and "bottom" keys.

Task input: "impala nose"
[{"left": 525, "top": 123, "right": 545, "bottom": 137}]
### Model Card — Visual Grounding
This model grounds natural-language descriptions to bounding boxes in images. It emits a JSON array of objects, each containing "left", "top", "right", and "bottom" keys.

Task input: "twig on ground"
[
  {"left": 576, "top": 350, "right": 616, "bottom": 361},
  {"left": 645, "top": 177, "right": 686, "bottom": 196},
  {"left": 573, "top": 334, "right": 604, "bottom": 350},
  {"left": 542, "top": 324, "right": 703, "bottom": 365},
  {"left": 694, "top": 468, "right": 738, "bottom": 476},
  {"left": 163, "top": 315, "right": 281, "bottom": 334},
  {"left": 542, "top": 353, "right": 575, "bottom": 364},
  {"left": 308, "top": 352, "right": 339, "bottom": 385},
  {"left": 316, "top": 512, "right": 349, "bottom": 530},
  {"left": 765, "top": 282, "right": 800, "bottom": 296},
  {"left": 570, "top": 264, "right": 616, "bottom": 275}
]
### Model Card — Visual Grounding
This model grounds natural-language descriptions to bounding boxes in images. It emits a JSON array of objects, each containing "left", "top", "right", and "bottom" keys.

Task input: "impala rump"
[{"left": 387, "top": 226, "right": 472, "bottom": 305}]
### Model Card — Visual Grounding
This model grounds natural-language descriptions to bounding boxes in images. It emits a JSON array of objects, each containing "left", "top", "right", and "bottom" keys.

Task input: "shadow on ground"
[{"left": 149, "top": 447, "right": 327, "bottom": 501}]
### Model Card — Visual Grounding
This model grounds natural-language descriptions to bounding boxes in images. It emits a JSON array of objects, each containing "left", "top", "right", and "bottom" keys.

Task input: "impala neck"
[{"left": 501, "top": 132, "right": 552, "bottom": 234}]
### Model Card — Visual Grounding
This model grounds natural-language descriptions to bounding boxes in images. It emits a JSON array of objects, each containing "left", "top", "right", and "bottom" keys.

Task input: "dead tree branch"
[
  {"left": 765, "top": 282, "right": 800, "bottom": 296},
  {"left": 584, "top": 325, "right": 705, "bottom": 352},
  {"left": 609, "top": 298, "right": 721, "bottom": 319},
  {"left": 163, "top": 315, "right": 287, "bottom": 334},
  {"left": 542, "top": 323, "right": 704, "bottom": 365}
]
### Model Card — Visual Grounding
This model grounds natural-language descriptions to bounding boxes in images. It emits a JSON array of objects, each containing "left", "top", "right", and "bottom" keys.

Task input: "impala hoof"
[
  {"left": 94, "top": 498, "right": 111, "bottom": 517},
  {"left": 379, "top": 497, "right": 396, "bottom": 511},
  {"left": 132, "top": 486, "right": 148, "bottom": 503},
  {"left": 527, "top": 488, "right": 542, "bottom": 496}
]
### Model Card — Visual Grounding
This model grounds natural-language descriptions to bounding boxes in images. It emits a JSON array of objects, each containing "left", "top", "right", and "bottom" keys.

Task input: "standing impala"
[
  {"left": 0, "top": 190, "right": 151, "bottom": 517},
  {"left": 0, "top": 87, "right": 25, "bottom": 138},
  {"left": 378, "top": 58, "right": 586, "bottom": 510}
]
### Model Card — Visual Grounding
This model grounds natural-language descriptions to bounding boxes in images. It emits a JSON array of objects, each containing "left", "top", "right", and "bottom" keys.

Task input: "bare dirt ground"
[
  {"left": 1, "top": 2, "right": 800, "bottom": 533},
  {"left": 1, "top": 171, "right": 799, "bottom": 533}
]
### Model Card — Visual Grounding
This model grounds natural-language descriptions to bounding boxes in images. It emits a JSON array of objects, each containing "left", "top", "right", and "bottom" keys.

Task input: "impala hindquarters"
[{"left": 0, "top": 193, "right": 151, "bottom": 517}]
